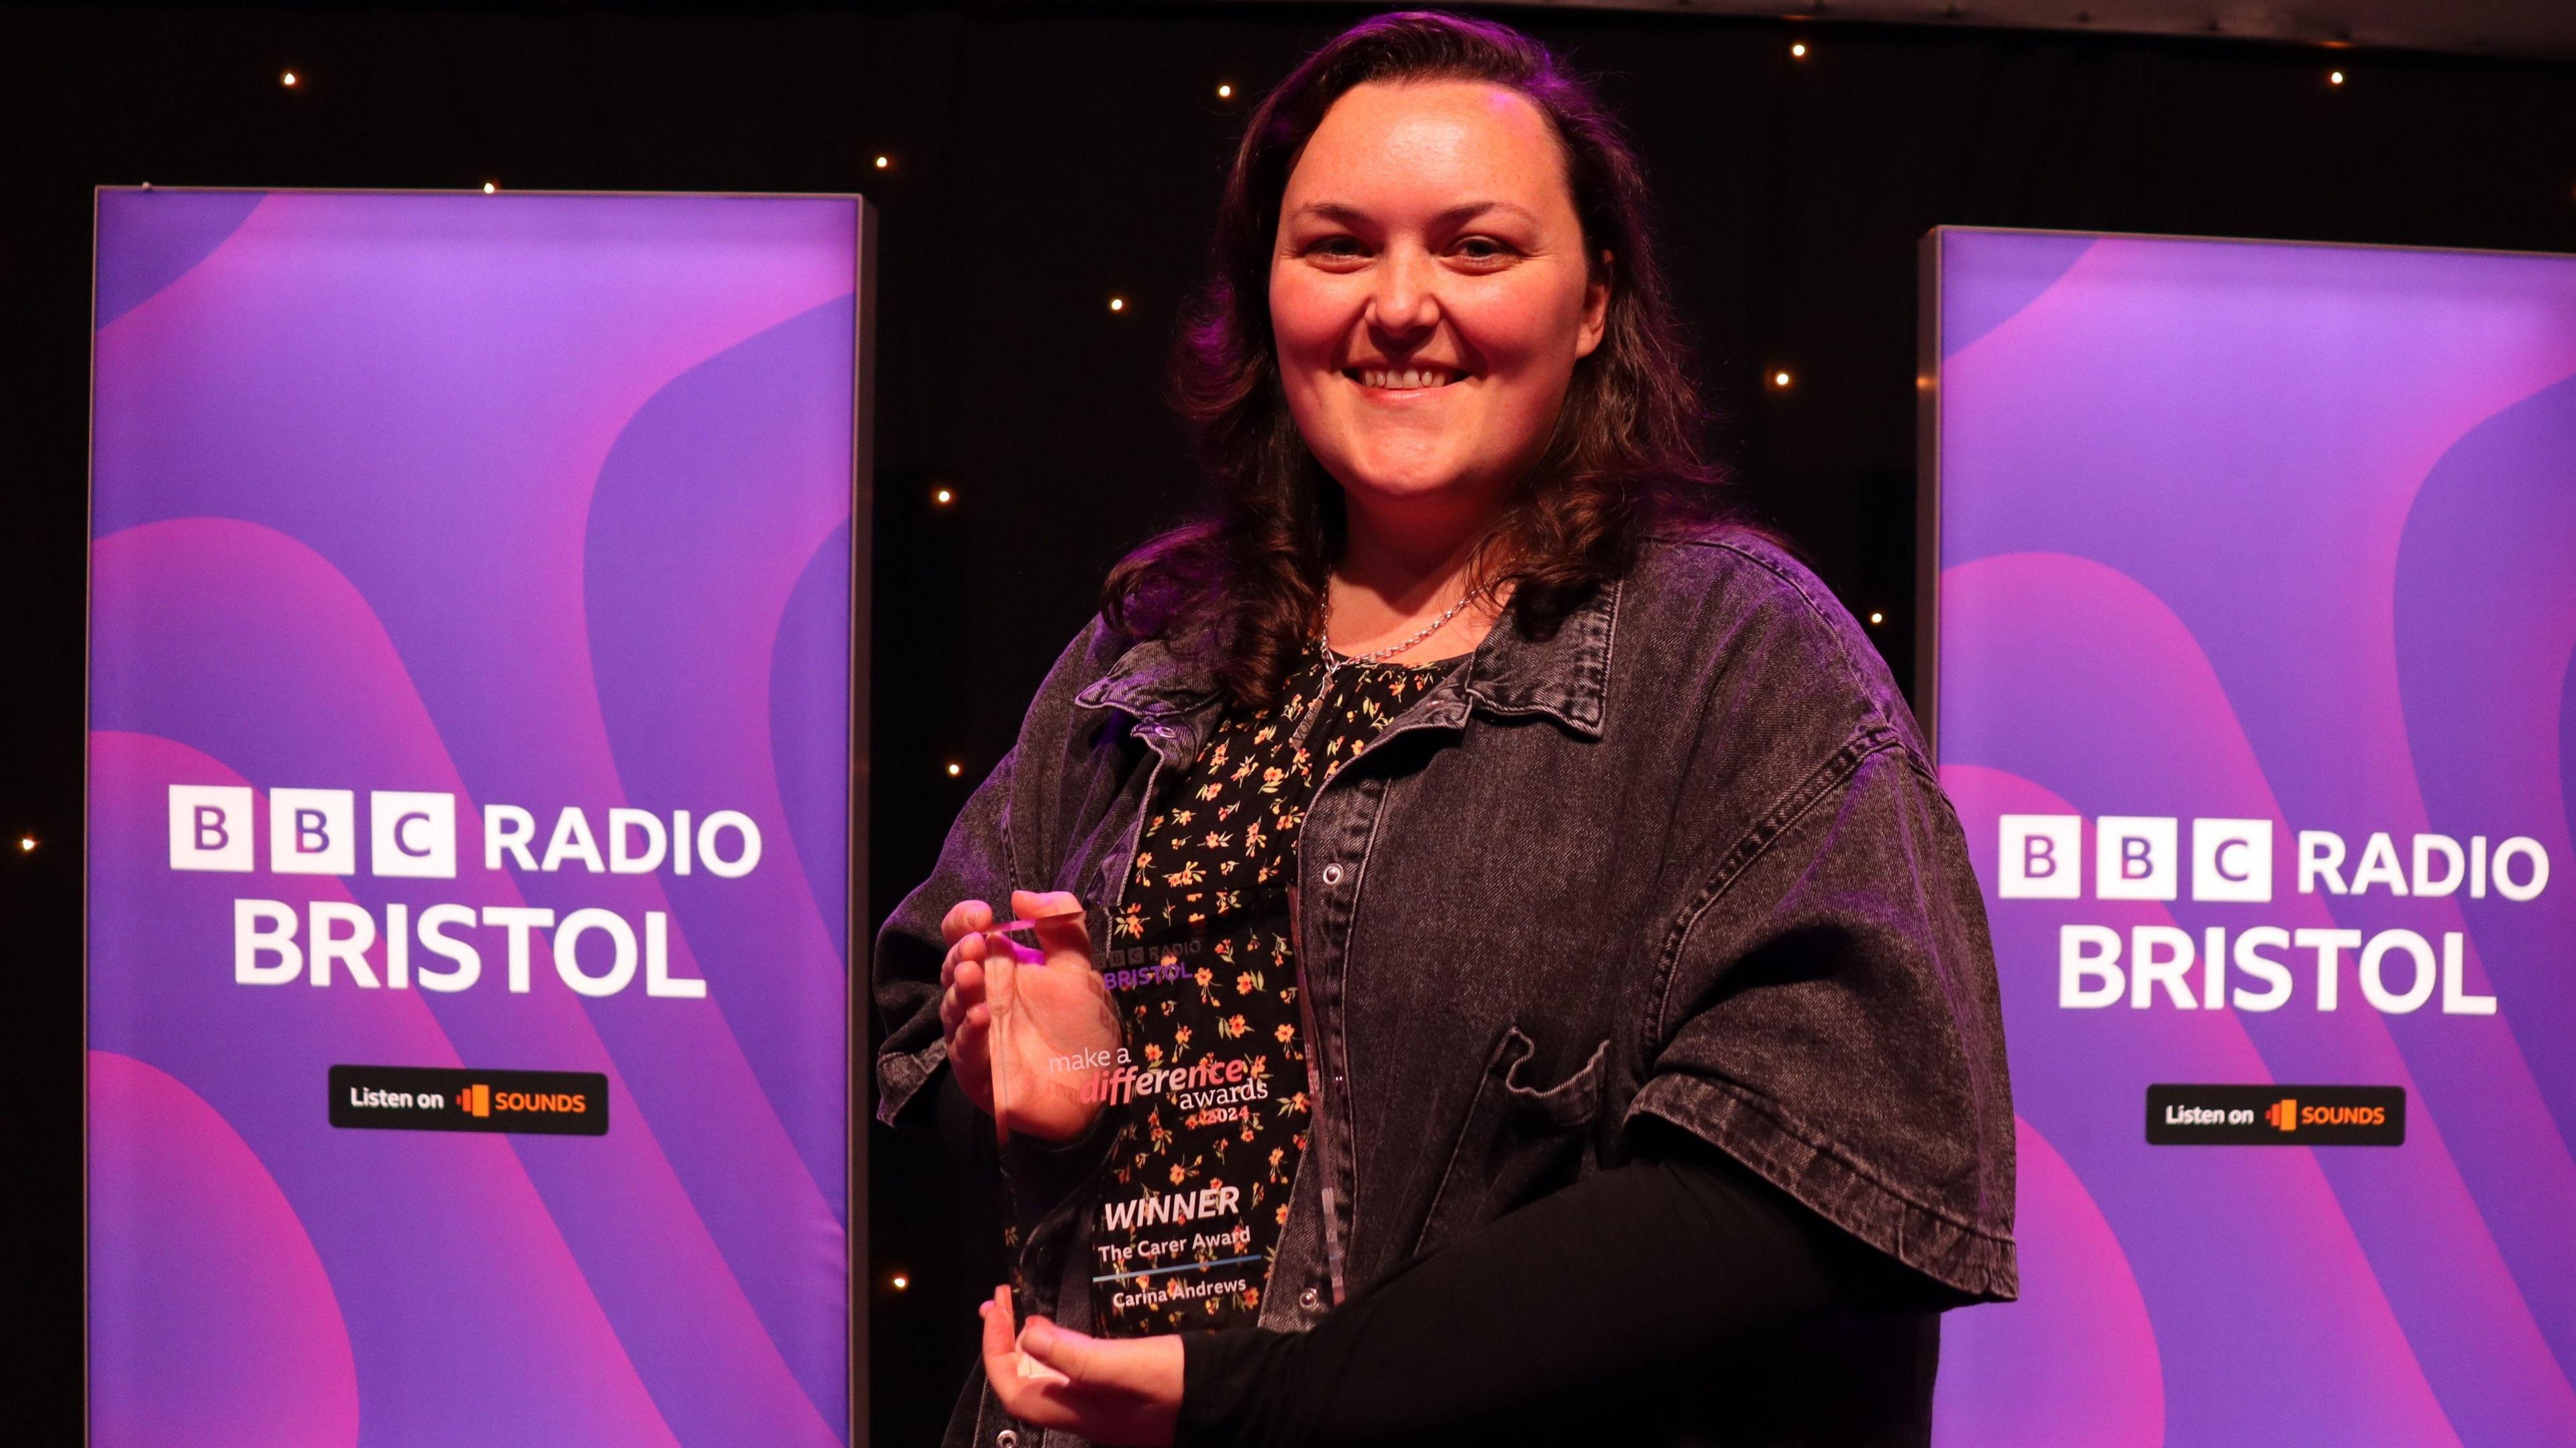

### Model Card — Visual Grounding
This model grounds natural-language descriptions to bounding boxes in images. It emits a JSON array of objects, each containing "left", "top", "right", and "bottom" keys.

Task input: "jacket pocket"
[{"left": 1410, "top": 1025, "right": 1608, "bottom": 1256}]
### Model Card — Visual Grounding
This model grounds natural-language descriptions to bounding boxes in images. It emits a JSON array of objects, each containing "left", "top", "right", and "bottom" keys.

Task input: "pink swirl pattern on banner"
[
  {"left": 87, "top": 192, "right": 856, "bottom": 1444},
  {"left": 1931, "top": 231, "right": 2576, "bottom": 1445},
  {"left": 89, "top": 1050, "right": 362, "bottom": 1448}
]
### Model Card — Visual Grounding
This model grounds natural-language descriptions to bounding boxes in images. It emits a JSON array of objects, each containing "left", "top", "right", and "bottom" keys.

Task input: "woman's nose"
[{"left": 1365, "top": 247, "right": 1440, "bottom": 341}]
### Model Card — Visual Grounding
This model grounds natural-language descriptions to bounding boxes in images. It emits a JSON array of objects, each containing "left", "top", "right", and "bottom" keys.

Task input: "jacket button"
[
  {"left": 1299, "top": 1286, "right": 1322, "bottom": 1311},
  {"left": 1320, "top": 863, "right": 1343, "bottom": 885},
  {"left": 996, "top": 1431, "right": 1020, "bottom": 1448}
]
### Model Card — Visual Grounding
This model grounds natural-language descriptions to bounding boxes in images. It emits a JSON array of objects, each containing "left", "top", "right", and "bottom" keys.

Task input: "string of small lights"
[
  {"left": 1750, "top": 31, "right": 2357, "bottom": 638},
  {"left": 73, "top": 26, "right": 2520, "bottom": 1382},
  {"left": 246, "top": 40, "right": 2392, "bottom": 783}
]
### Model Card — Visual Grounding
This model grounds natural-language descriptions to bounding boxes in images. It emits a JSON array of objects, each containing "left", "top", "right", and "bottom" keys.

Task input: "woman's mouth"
[{"left": 1347, "top": 366, "right": 1467, "bottom": 390}]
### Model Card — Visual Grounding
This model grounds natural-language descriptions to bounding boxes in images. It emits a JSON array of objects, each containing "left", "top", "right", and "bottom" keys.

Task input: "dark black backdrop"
[{"left": 5, "top": 3, "right": 2571, "bottom": 1442}]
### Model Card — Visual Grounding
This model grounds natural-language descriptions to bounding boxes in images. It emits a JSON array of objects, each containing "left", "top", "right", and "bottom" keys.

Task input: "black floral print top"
[{"left": 1089, "top": 639, "right": 1458, "bottom": 1336}]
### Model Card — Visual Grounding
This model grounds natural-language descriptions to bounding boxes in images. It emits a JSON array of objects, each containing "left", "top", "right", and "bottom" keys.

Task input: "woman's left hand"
[{"left": 981, "top": 1284, "right": 1184, "bottom": 1447}]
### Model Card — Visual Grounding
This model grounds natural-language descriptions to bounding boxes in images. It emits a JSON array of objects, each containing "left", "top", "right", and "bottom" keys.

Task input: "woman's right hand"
[{"left": 940, "top": 891, "right": 1120, "bottom": 1142}]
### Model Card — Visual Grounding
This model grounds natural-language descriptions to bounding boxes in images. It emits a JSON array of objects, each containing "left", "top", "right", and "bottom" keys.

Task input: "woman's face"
[{"left": 1271, "top": 80, "right": 1609, "bottom": 522}]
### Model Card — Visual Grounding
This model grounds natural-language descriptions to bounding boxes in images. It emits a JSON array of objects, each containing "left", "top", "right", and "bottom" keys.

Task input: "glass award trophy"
[
  {"left": 1078, "top": 904, "right": 1307, "bottom": 1339},
  {"left": 985, "top": 893, "right": 1312, "bottom": 1340},
  {"left": 984, "top": 900, "right": 1120, "bottom": 1381}
]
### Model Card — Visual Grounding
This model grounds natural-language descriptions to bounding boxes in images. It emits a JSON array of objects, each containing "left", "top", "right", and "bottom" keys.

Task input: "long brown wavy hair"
[{"left": 1104, "top": 9, "right": 1735, "bottom": 709}]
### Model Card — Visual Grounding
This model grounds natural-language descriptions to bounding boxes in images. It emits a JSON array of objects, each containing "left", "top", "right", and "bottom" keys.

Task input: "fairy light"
[
  {"left": 933, "top": 487, "right": 954, "bottom": 506},
  {"left": 281, "top": 70, "right": 299, "bottom": 87},
  {"left": 1770, "top": 370, "right": 1793, "bottom": 390},
  {"left": 1216, "top": 82, "right": 1234, "bottom": 99},
  {"left": 874, "top": 154, "right": 891, "bottom": 170},
  {"left": 892, "top": 1274, "right": 910, "bottom": 1291},
  {"left": 1108, "top": 296, "right": 1127, "bottom": 313},
  {"left": 1868, "top": 612, "right": 1885, "bottom": 626},
  {"left": 946, "top": 763, "right": 963, "bottom": 777},
  {"left": 482, "top": 182, "right": 498, "bottom": 194},
  {"left": 17, "top": 836, "right": 34, "bottom": 854},
  {"left": 2329, "top": 69, "right": 2346, "bottom": 86},
  {"left": 1790, "top": 42, "right": 1808, "bottom": 59}
]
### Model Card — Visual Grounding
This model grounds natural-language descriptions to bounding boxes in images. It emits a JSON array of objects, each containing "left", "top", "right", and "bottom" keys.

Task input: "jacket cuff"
[
  {"left": 1623, "top": 1074, "right": 2019, "bottom": 1302},
  {"left": 875, "top": 1038, "right": 947, "bottom": 1129}
]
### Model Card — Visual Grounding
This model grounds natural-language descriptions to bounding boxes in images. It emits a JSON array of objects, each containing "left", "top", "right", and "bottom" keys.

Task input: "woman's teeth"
[{"left": 1354, "top": 367, "right": 1461, "bottom": 390}]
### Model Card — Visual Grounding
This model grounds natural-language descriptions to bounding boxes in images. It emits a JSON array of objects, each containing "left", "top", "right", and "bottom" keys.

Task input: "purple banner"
[
  {"left": 86, "top": 190, "right": 861, "bottom": 1446},
  {"left": 1927, "top": 229, "right": 2576, "bottom": 1445}
]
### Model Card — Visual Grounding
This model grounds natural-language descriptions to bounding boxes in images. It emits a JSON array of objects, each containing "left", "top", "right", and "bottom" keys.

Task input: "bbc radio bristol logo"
[
  {"left": 1996, "top": 815, "right": 2551, "bottom": 1017},
  {"left": 169, "top": 785, "right": 759, "bottom": 1001}
]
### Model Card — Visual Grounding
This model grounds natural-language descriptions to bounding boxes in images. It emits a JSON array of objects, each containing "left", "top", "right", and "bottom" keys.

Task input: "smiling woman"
[
  {"left": 1104, "top": 9, "right": 1726, "bottom": 707},
  {"left": 1269, "top": 79, "right": 1609, "bottom": 536},
  {"left": 874, "top": 11, "right": 2016, "bottom": 1448}
]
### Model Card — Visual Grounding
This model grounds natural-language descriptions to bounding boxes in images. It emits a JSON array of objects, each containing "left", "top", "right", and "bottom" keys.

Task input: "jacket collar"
[
  {"left": 1073, "top": 634, "right": 1222, "bottom": 720},
  {"left": 1074, "top": 577, "right": 1618, "bottom": 740}
]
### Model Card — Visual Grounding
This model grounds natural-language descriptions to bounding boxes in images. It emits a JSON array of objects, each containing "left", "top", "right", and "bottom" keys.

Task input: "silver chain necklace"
[{"left": 1288, "top": 586, "right": 1483, "bottom": 751}]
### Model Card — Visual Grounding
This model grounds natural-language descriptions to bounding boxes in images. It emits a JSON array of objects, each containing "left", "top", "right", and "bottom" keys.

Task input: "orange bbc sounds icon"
[
  {"left": 458, "top": 1082, "right": 491, "bottom": 1118},
  {"left": 2265, "top": 1097, "right": 2298, "bottom": 1132}
]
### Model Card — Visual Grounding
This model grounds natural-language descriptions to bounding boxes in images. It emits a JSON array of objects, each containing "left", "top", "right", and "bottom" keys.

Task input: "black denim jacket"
[{"left": 874, "top": 533, "right": 2017, "bottom": 1448}]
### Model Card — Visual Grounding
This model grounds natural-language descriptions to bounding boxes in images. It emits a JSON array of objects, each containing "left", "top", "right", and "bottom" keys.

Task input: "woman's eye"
[
  {"left": 1453, "top": 237, "right": 1515, "bottom": 264},
  {"left": 1307, "top": 236, "right": 1368, "bottom": 261}
]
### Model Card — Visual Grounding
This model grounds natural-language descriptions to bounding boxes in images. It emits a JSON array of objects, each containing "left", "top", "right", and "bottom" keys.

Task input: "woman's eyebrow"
[
  {"left": 1433, "top": 199, "right": 1540, "bottom": 228},
  {"left": 1285, "top": 199, "right": 1541, "bottom": 228},
  {"left": 1288, "top": 201, "right": 1372, "bottom": 226}
]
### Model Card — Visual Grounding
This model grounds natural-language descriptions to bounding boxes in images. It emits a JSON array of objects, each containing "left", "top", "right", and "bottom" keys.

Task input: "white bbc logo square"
[
  {"left": 1998, "top": 815, "right": 2082, "bottom": 899},
  {"left": 370, "top": 791, "right": 457, "bottom": 878},
  {"left": 268, "top": 788, "right": 356, "bottom": 876},
  {"left": 168, "top": 785, "right": 254, "bottom": 872},
  {"left": 2192, "top": 818, "right": 2273, "bottom": 902},
  {"left": 2096, "top": 816, "right": 2179, "bottom": 901}
]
